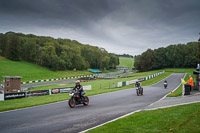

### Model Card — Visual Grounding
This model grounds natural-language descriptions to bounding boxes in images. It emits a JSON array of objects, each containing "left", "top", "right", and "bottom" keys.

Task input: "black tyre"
[
  {"left": 136, "top": 90, "right": 139, "bottom": 96},
  {"left": 68, "top": 98, "right": 76, "bottom": 108},
  {"left": 141, "top": 88, "right": 143, "bottom": 95},
  {"left": 83, "top": 96, "right": 89, "bottom": 106},
  {"left": 141, "top": 90, "right": 143, "bottom": 95}
]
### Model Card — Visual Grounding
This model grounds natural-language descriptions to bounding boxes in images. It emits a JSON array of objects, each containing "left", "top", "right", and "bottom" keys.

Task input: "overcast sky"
[{"left": 0, "top": 0, "right": 200, "bottom": 55}]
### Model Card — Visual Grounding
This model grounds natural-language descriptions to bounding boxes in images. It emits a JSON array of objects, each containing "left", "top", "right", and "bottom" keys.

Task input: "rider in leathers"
[{"left": 73, "top": 80, "right": 84, "bottom": 99}]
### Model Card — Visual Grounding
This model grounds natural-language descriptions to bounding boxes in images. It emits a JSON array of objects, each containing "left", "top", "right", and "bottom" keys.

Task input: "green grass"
[
  {"left": 0, "top": 56, "right": 7, "bottom": 61},
  {"left": 0, "top": 59, "right": 92, "bottom": 82},
  {"left": 87, "top": 102, "right": 200, "bottom": 133},
  {"left": 119, "top": 57, "right": 134, "bottom": 68},
  {"left": 0, "top": 93, "right": 70, "bottom": 112},
  {"left": 102, "top": 69, "right": 120, "bottom": 73}
]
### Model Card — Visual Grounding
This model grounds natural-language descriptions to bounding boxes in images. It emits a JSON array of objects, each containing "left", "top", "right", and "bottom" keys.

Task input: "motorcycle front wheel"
[
  {"left": 68, "top": 98, "right": 76, "bottom": 108},
  {"left": 83, "top": 96, "right": 89, "bottom": 106}
]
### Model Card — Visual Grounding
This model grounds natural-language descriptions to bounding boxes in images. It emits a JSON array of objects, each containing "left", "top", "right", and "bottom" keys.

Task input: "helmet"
[{"left": 76, "top": 80, "right": 80, "bottom": 85}]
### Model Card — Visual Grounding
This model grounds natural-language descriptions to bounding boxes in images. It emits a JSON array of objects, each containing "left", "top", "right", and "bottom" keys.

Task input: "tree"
[
  {"left": 0, "top": 33, "right": 7, "bottom": 56},
  {"left": 5, "top": 33, "right": 21, "bottom": 60},
  {"left": 0, "top": 31, "right": 120, "bottom": 71},
  {"left": 140, "top": 49, "right": 153, "bottom": 71},
  {"left": 152, "top": 47, "right": 167, "bottom": 69}
]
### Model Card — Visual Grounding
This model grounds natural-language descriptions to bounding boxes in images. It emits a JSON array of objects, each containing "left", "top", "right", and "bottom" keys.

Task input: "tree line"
[
  {"left": 117, "top": 54, "right": 133, "bottom": 58},
  {"left": 0, "top": 32, "right": 119, "bottom": 70},
  {"left": 134, "top": 42, "right": 200, "bottom": 72}
]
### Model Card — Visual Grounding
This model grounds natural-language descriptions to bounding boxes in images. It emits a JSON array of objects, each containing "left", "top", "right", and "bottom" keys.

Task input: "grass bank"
[
  {"left": 0, "top": 59, "right": 92, "bottom": 82},
  {"left": 87, "top": 102, "right": 200, "bottom": 133},
  {"left": 119, "top": 57, "right": 134, "bottom": 68}
]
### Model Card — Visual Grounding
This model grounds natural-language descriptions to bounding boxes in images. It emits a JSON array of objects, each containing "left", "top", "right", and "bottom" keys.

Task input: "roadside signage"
[
  {"left": 59, "top": 88, "right": 73, "bottom": 93},
  {"left": 26, "top": 90, "right": 49, "bottom": 97},
  {"left": 51, "top": 89, "right": 60, "bottom": 94},
  {"left": 4, "top": 92, "right": 26, "bottom": 100}
]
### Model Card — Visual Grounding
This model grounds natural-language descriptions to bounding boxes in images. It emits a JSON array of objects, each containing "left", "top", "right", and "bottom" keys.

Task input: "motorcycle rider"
[
  {"left": 135, "top": 81, "right": 143, "bottom": 95},
  {"left": 73, "top": 80, "right": 84, "bottom": 99},
  {"left": 135, "top": 81, "right": 141, "bottom": 88},
  {"left": 164, "top": 80, "right": 168, "bottom": 88}
]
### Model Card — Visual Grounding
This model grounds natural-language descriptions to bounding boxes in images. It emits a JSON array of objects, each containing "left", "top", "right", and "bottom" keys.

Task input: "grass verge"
[
  {"left": 0, "top": 60, "right": 92, "bottom": 82},
  {"left": 86, "top": 102, "right": 200, "bottom": 133},
  {"left": 119, "top": 57, "right": 134, "bottom": 68}
]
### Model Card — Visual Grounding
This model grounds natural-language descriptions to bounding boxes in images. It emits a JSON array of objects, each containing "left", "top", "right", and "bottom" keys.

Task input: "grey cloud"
[{"left": 0, "top": 0, "right": 200, "bottom": 55}]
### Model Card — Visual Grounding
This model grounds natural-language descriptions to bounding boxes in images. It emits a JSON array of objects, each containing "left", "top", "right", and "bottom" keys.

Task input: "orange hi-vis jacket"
[{"left": 188, "top": 77, "right": 194, "bottom": 86}]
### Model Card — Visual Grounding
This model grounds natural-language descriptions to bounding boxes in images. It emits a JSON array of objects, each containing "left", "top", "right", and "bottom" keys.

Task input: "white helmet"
[{"left": 76, "top": 80, "right": 80, "bottom": 85}]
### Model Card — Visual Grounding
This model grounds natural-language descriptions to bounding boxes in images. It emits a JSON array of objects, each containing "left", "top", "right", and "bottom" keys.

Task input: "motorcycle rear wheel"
[{"left": 141, "top": 90, "right": 143, "bottom": 95}]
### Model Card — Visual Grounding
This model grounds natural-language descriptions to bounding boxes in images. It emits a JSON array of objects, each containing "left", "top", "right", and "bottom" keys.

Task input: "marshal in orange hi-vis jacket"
[{"left": 188, "top": 75, "right": 194, "bottom": 86}]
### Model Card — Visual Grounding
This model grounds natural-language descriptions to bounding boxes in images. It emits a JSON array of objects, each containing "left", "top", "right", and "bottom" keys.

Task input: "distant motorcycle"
[
  {"left": 164, "top": 80, "right": 168, "bottom": 89},
  {"left": 136, "top": 86, "right": 143, "bottom": 96},
  {"left": 68, "top": 89, "right": 89, "bottom": 108},
  {"left": 135, "top": 81, "right": 143, "bottom": 96}
]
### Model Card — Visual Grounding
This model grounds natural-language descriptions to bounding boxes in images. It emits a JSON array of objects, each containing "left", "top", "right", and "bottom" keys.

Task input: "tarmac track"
[{"left": 0, "top": 73, "right": 185, "bottom": 133}]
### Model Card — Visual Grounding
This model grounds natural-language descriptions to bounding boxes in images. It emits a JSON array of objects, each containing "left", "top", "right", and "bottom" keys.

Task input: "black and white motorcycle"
[{"left": 164, "top": 80, "right": 168, "bottom": 89}]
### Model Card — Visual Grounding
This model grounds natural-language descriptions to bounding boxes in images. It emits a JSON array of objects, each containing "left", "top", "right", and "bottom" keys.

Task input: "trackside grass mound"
[
  {"left": 87, "top": 102, "right": 200, "bottom": 133},
  {"left": 0, "top": 59, "right": 92, "bottom": 82},
  {"left": 119, "top": 57, "right": 134, "bottom": 68}
]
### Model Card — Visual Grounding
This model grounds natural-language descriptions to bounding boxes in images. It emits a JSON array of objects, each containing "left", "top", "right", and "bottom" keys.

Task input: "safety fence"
[
  {"left": 20, "top": 75, "right": 94, "bottom": 84},
  {"left": 117, "top": 71, "right": 165, "bottom": 87}
]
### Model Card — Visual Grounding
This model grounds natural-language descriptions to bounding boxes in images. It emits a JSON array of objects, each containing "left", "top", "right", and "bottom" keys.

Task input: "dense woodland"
[
  {"left": 0, "top": 32, "right": 119, "bottom": 70},
  {"left": 134, "top": 41, "right": 200, "bottom": 72}
]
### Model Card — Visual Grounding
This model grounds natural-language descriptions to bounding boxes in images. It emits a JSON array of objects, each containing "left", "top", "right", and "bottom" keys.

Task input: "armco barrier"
[
  {"left": 126, "top": 81, "right": 130, "bottom": 85},
  {"left": 83, "top": 85, "right": 92, "bottom": 90},
  {"left": 122, "top": 82, "right": 126, "bottom": 86},
  {"left": 118, "top": 82, "right": 122, "bottom": 87},
  {"left": 117, "top": 71, "right": 165, "bottom": 88},
  {"left": 21, "top": 75, "right": 94, "bottom": 85}
]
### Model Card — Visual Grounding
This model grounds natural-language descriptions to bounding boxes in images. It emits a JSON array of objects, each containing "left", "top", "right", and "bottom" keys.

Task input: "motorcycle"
[
  {"left": 68, "top": 89, "right": 89, "bottom": 108},
  {"left": 135, "top": 81, "right": 143, "bottom": 96},
  {"left": 136, "top": 86, "right": 143, "bottom": 96},
  {"left": 164, "top": 81, "right": 168, "bottom": 89}
]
